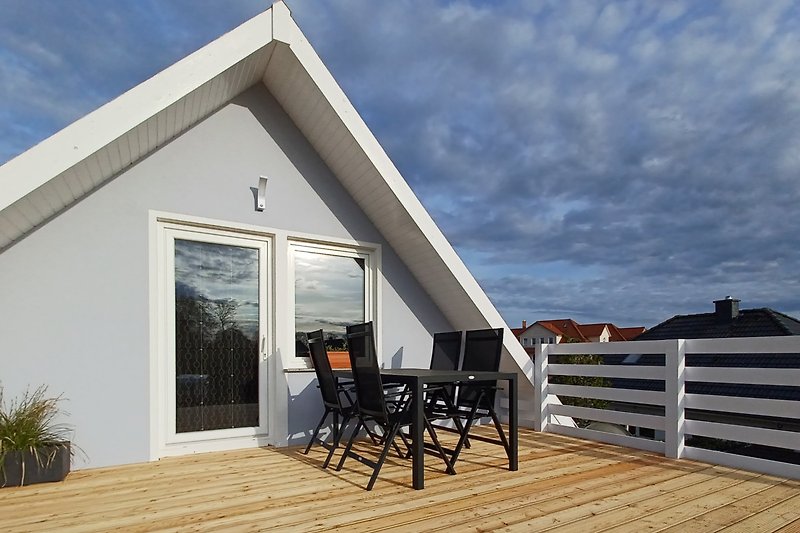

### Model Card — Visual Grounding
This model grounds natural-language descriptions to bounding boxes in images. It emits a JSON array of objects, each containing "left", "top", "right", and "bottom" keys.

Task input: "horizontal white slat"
[
  {"left": 685, "top": 420, "right": 800, "bottom": 450},
  {"left": 549, "top": 384, "right": 666, "bottom": 406},
  {"left": 685, "top": 336, "right": 800, "bottom": 354},
  {"left": 548, "top": 423, "right": 666, "bottom": 454},
  {"left": 550, "top": 404, "right": 665, "bottom": 431},
  {"left": 549, "top": 364, "right": 663, "bottom": 380},
  {"left": 684, "top": 446, "right": 800, "bottom": 480},
  {"left": 685, "top": 394, "right": 800, "bottom": 419},
  {"left": 547, "top": 339, "right": 674, "bottom": 355},
  {"left": 685, "top": 367, "right": 800, "bottom": 387}
]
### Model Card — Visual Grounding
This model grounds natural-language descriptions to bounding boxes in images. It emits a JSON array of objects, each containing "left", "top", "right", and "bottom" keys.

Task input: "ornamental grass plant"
[{"left": 0, "top": 385, "right": 76, "bottom": 485}]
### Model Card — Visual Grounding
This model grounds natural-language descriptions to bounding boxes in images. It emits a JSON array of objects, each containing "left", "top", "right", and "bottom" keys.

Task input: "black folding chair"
[
  {"left": 448, "top": 328, "right": 510, "bottom": 465},
  {"left": 302, "top": 330, "right": 358, "bottom": 468},
  {"left": 427, "top": 331, "right": 461, "bottom": 406},
  {"left": 335, "top": 322, "right": 455, "bottom": 490},
  {"left": 430, "top": 331, "right": 462, "bottom": 370},
  {"left": 425, "top": 331, "right": 470, "bottom": 447}
]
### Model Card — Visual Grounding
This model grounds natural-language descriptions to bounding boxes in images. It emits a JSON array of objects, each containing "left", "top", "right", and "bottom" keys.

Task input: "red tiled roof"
[
  {"left": 537, "top": 319, "right": 587, "bottom": 342},
  {"left": 527, "top": 319, "right": 646, "bottom": 342},
  {"left": 616, "top": 326, "right": 646, "bottom": 340},
  {"left": 577, "top": 323, "right": 608, "bottom": 338}
]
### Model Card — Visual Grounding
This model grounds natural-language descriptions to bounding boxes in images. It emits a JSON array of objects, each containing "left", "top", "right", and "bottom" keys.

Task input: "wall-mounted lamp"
[{"left": 256, "top": 176, "right": 268, "bottom": 211}]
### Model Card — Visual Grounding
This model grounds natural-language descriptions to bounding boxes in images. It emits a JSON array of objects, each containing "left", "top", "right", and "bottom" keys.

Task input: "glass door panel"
[{"left": 173, "top": 239, "right": 261, "bottom": 433}]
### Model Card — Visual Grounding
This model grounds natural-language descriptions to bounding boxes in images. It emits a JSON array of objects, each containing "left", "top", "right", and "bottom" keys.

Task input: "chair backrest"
[
  {"left": 307, "top": 330, "right": 342, "bottom": 410},
  {"left": 346, "top": 322, "right": 388, "bottom": 422},
  {"left": 430, "top": 331, "right": 462, "bottom": 371},
  {"left": 459, "top": 328, "right": 504, "bottom": 408},
  {"left": 430, "top": 331, "right": 461, "bottom": 400}
]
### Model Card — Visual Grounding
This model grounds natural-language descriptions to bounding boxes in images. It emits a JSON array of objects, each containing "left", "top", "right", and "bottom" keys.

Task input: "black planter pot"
[{"left": 1, "top": 443, "right": 71, "bottom": 488}]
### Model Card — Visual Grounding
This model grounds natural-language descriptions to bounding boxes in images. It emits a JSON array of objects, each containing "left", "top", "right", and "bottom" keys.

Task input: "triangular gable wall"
[{"left": 0, "top": 1, "right": 537, "bottom": 423}]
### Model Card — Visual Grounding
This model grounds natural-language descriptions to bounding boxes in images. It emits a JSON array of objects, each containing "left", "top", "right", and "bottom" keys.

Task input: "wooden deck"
[{"left": 3, "top": 428, "right": 799, "bottom": 532}]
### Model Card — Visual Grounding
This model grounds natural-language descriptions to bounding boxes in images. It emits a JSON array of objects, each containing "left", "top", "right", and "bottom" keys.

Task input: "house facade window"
[{"left": 289, "top": 241, "right": 376, "bottom": 364}]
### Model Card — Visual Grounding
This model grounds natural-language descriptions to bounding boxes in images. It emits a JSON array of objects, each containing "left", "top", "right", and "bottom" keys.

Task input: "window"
[
  {"left": 549, "top": 337, "right": 555, "bottom": 344},
  {"left": 289, "top": 241, "right": 375, "bottom": 363},
  {"left": 522, "top": 337, "right": 529, "bottom": 346}
]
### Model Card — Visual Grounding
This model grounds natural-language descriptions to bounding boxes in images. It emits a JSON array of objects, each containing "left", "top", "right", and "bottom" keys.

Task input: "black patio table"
[{"left": 333, "top": 367, "right": 518, "bottom": 490}]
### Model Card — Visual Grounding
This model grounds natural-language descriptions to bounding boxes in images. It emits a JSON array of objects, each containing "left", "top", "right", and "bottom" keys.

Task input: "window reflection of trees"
[{"left": 174, "top": 240, "right": 259, "bottom": 433}]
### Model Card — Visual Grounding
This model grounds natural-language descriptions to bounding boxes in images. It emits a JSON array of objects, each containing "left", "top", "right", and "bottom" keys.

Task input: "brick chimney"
[
  {"left": 714, "top": 296, "right": 740, "bottom": 323},
  {"left": 522, "top": 320, "right": 527, "bottom": 329}
]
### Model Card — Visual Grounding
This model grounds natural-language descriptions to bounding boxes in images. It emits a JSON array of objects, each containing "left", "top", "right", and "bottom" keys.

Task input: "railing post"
[
  {"left": 534, "top": 343, "right": 550, "bottom": 432},
  {"left": 665, "top": 339, "right": 686, "bottom": 458}
]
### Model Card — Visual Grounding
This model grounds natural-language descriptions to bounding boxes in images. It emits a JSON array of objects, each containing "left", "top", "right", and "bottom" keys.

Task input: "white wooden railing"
[{"left": 533, "top": 336, "right": 800, "bottom": 479}]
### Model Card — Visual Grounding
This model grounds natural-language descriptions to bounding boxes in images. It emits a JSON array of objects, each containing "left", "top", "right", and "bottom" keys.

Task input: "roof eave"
[{"left": 0, "top": 8, "right": 276, "bottom": 213}]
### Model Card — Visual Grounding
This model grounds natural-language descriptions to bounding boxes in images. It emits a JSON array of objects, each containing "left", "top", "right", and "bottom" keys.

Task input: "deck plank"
[
  {"left": 657, "top": 482, "right": 800, "bottom": 533},
  {"left": 0, "top": 428, "right": 797, "bottom": 533},
  {"left": 720, "top": 493, "right": 800, "bottom": 533}
]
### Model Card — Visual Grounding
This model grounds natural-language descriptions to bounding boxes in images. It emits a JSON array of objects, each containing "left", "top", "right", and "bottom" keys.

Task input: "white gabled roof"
[{"left": 0, "top": 2, "right": 534, "bottom": 396}]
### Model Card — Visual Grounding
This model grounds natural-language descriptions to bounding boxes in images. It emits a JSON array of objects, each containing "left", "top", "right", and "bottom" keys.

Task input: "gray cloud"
[
  {"left": 2, "top": 1, "right": 799, "bottom": 328},
  {"left": 291, "top": 0, "right": 800, "bottom": 326}
]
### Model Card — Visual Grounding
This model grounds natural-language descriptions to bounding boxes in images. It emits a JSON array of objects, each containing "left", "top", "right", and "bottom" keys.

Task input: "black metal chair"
[
  {"left": 430, "top": 331, "right": 462, "bottom": 370},
  {"left": 427, "top": 331, "right": 461, "bottom": 405},
  {"left": 335, "top": 322, "right": 455, "bottom": 490},
  {"left": 425, "top": 331, "right": 470, "bottom": 447},
  {"left": 447, "top": 328, "right": 510, "bottom": 465},
  {"left": 302, "top": 330, "right": 357, "bottom": 468}
]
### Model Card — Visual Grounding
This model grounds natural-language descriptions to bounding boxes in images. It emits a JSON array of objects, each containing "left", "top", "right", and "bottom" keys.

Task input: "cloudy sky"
[{"left": 2, "top": 1, "right": 799, "bottom": 328}]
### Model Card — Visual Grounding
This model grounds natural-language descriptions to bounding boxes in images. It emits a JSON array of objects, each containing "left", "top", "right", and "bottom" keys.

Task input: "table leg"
[
  {"left": 509, "top": 375, "right": 518, "bottom": 471},
  {"left": 412, "top": 379, "right": 424, "bottom": 489}
]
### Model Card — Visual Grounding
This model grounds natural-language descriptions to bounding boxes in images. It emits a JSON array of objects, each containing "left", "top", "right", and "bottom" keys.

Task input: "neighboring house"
[
  {"left": 611, "top": 325, "right": 646, "bottom": 341},
  {"left": 0, "top": 3, "right": 534, "bottom": 469},
  {"left": 514, "top": 319, "right": 644, "bottom": 355},
  {"left": 617, "top": 297, "right": 800, "bottom": 444},
  {"left": 635, "top": 297, "right": 800, "bottom": 340}
]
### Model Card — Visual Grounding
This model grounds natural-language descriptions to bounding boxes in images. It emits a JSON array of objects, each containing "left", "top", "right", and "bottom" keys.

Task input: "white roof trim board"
[{"left": 0, "top": 2, "right": 535, "bottom": 395}]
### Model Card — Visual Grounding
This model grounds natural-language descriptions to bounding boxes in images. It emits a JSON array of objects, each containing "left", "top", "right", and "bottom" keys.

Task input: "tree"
[{"left": 549, "top": 337, "right": 610, "bottom": 427}]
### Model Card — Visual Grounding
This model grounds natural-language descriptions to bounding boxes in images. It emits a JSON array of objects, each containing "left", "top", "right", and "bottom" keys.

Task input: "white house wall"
[
  {"left": 0, "top": 84, "right": 451, "bottom": 469},
  {"left": 521, "top": 325, "right": 557, "bottom": 345}
]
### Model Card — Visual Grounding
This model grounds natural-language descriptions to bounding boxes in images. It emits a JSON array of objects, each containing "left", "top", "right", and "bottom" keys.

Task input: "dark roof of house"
[
  {"left": 608, "top": 305, "right": 800, "bottom": 403},
  {"left": 636, "top": 308, "right": 800, "bottom": 340}
]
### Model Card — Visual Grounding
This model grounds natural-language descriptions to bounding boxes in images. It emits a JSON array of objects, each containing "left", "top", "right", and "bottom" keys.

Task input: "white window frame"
[
  {"left": 151, "top": 214, "right": 274, "bottom": 458},
  {"left": 287, "top": 239, "right": 379, "bottom": 370}
]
